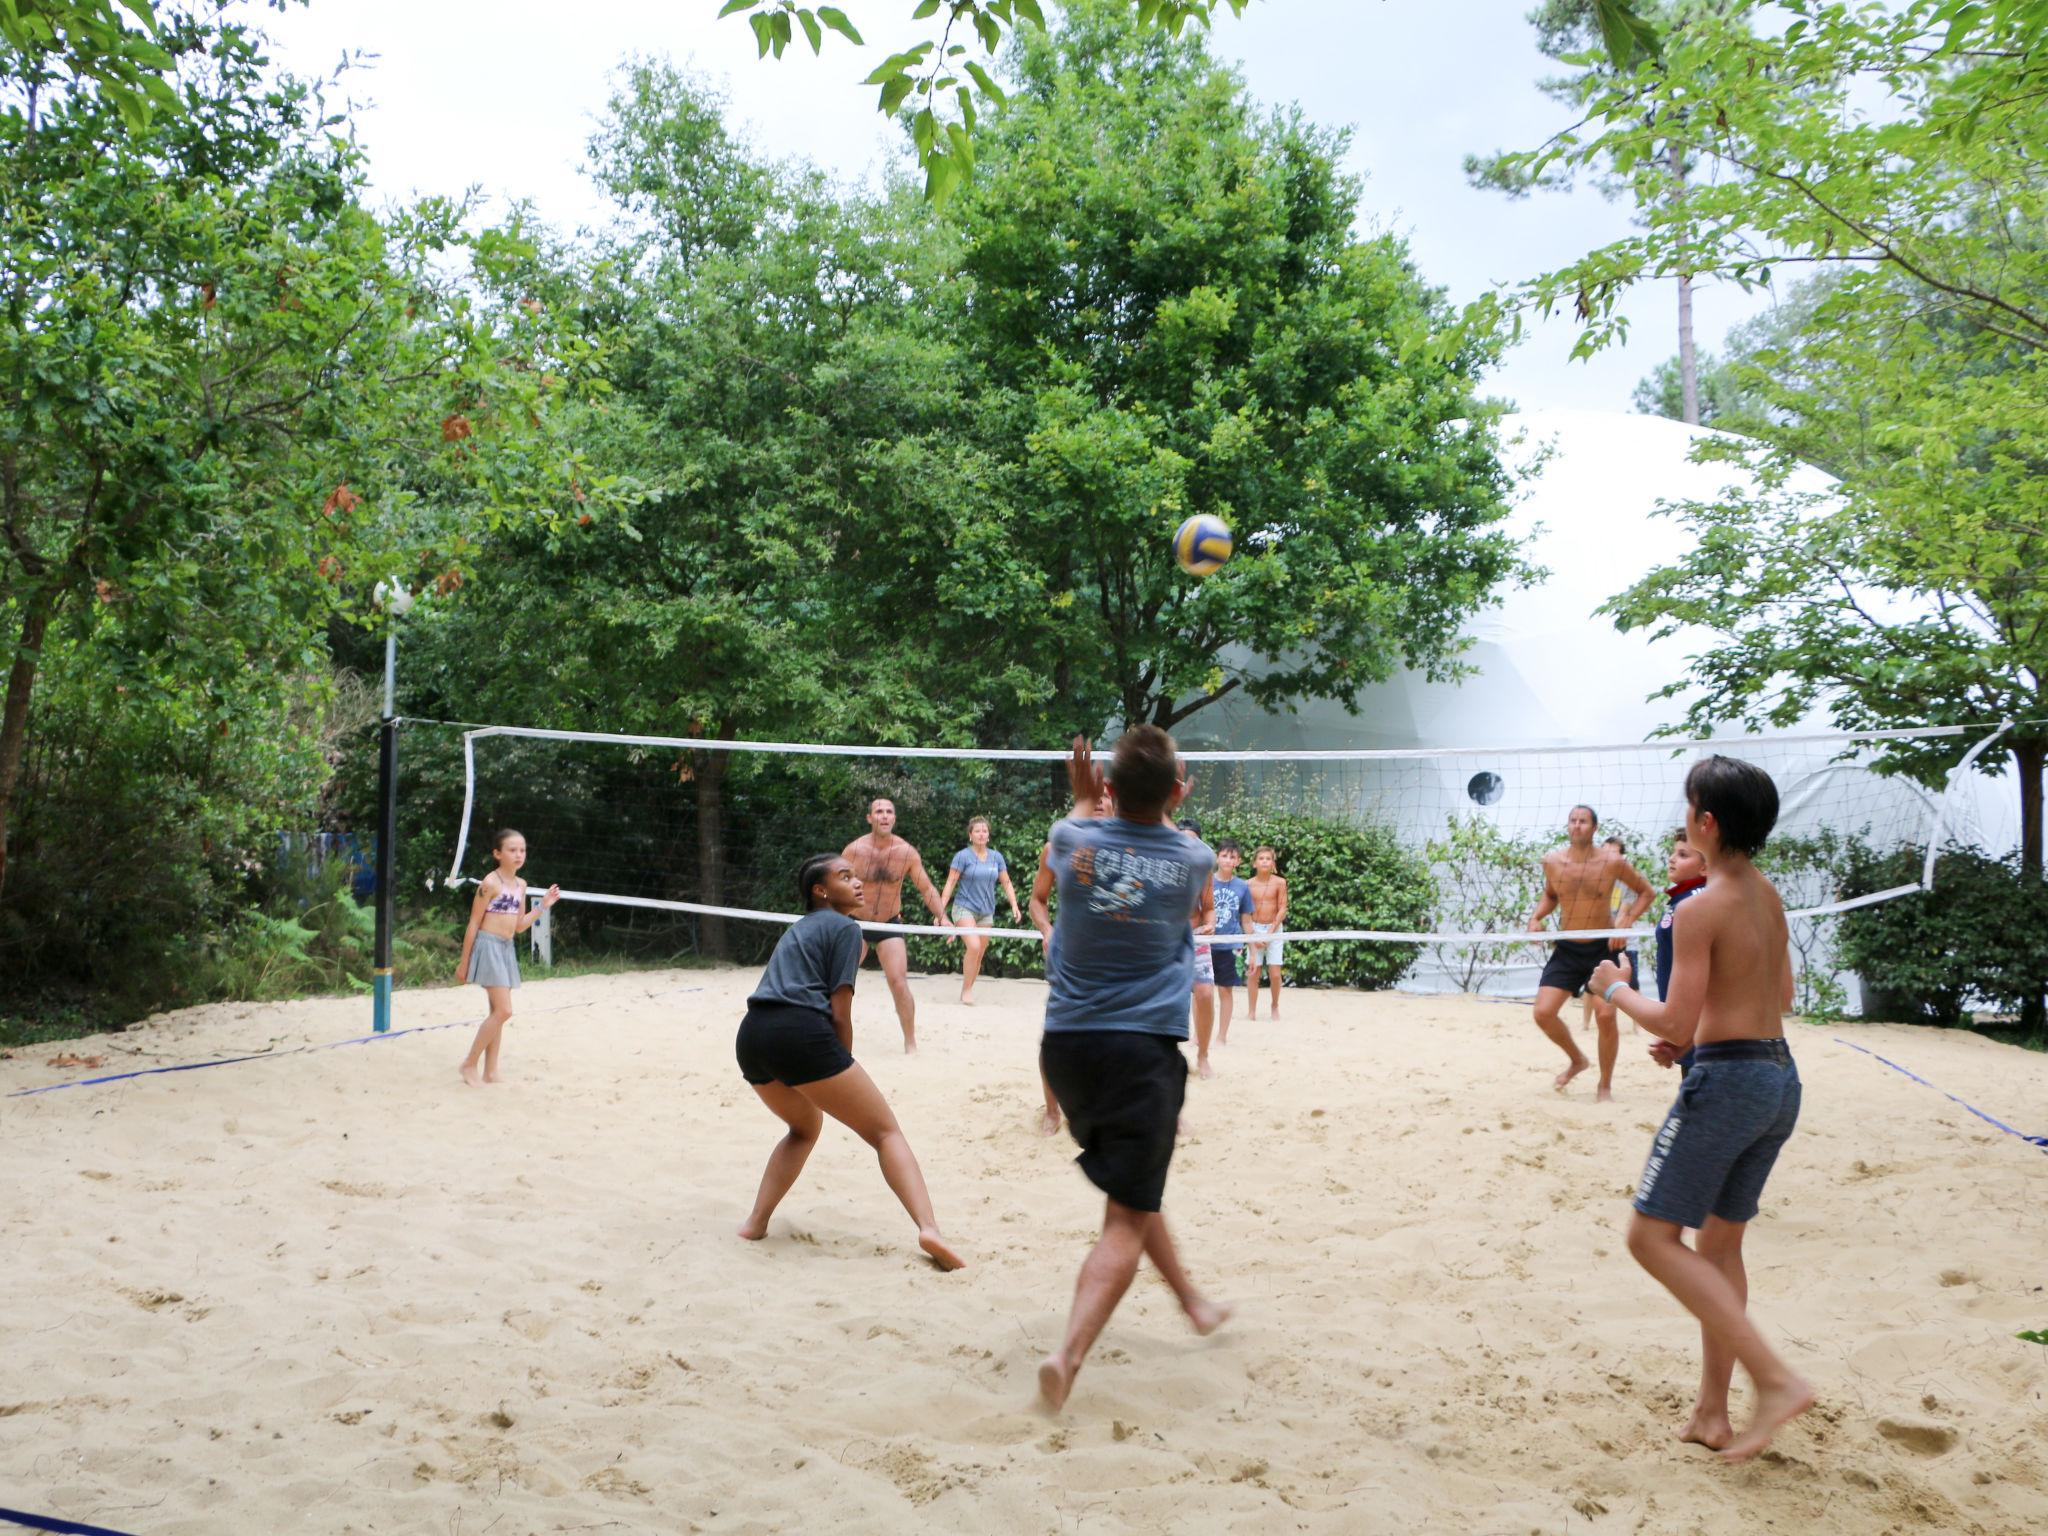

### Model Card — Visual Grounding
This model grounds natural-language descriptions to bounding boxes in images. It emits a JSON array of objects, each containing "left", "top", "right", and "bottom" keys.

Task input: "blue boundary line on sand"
[
  {"left": 0, "top": 1504, "right": 141, "bottom": 1535},
  {"left": 6, "top": 987, "right": 706, "bottom": 1099},
  {"left": 1832, "top": 1037, "right": 2048, "bottom": 1152}
]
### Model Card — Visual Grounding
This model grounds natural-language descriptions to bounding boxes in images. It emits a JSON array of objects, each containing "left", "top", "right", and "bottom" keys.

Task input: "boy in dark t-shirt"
[{"left": 1649, "top": 827, "right": 1710, "bottom": 1076}]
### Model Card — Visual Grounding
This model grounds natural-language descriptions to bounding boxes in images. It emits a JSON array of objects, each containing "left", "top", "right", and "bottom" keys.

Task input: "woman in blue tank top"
[{"left": 938, "top": 816, "right": 1021, "bottom": 1005}]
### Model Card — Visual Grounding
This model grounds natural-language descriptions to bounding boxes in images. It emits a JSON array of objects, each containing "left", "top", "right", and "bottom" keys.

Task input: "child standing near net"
[
  {"left": 939, "top": 816, "right": 1021, "bottom": 1006},
  {"left": 1037, "top": 730, "right": 1232, "bottom": 1412},
  {"left": 733, "top": 854, "right": 965, "bottom": 1271},
  {"left": 1210, "top": 840, "right": 1251, "bottom": 1045},
  {"left": 1244, "top": 845, "right": 1289, "bottom": 1020},
  {"left": 1590, "top": 757, "right": 1813, "bottom": 1463},
  {"left": 455, "top": 829, "right": 560, "bottom": 1087}
]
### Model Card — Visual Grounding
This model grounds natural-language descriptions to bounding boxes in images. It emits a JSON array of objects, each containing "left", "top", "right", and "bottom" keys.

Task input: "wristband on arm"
[{"left": 1603, "top": 979, "right": 1629, "bottom": 1003}]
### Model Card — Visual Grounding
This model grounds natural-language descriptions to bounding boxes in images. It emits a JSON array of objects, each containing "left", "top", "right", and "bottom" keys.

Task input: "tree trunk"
[
  {"left": 2014, "top": 738, "right": 2044, "bottom": 1035},
  {"left": 694, "top": 748, "right": 729, "bottom": 961},
  {"left": 1668, "top": 141, "right": 1700, "bottom": 427},
  {"left": 0, "top": 584, "right": 53, "bottom": 901},
  {"left": 2015, "top": 737, "right": 2043, "bottom": 880}
]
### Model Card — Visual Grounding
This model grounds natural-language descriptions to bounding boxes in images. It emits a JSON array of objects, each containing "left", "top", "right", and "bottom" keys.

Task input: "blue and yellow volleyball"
[{"left": 1172, "top": 514, "right": 1234, "bottom": 576}]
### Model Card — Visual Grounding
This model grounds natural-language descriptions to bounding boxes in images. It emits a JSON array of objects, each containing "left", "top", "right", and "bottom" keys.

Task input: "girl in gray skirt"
[{"left": 456, "top": 828, "right": 560, "bottom": 1086}]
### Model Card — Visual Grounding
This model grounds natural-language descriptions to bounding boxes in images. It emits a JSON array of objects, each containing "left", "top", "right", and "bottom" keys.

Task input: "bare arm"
[
  {"left": 998, "top": 868, "right": 1022, "bottom": 921},
  {"left": 1528, "top": 862, "right": 1559, "bottom": 930},
  {"left": 906, "top": 849, "right": 950, "bottom": 923},
  {"left": 457, "top": 881, "right": 490, "bottom": 979},
  {"left": 1194, "top": 878, "right": 1215, "bottom": 936},
  {"left": 1617, "top": 860, "right": 1655, "bottom": 924},
  {"left": 938, "top": 867, "right": 960, "bottom": 909},
  {"left": 514, "top": 883, "right": 561, "bottom": 932},
  {"left": 1272, "top": 876, "right": 1288, "bottom": 928},
  {"left": 1029, "top": 849, "right": 1054, "bottom": 942},
  {"left": 829, "top": 984, "right": 853, "bottom": 1052},
  {"left": 1598, "top": 903, "right": 1708, "bottom": 1045}
]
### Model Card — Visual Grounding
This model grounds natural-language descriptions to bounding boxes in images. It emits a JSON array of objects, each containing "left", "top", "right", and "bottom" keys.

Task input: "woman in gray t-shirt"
[
  {"left": 733, "top": 853, "right": 965, "bottom": 1271},
  {"left": 937, "top": 816, "right": 1021, "bottom": 1006}
]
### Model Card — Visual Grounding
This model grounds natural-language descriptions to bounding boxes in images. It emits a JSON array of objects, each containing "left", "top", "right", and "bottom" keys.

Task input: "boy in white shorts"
[{"left": 1244, "top": 845, "right": 1288, "bottom": 1020}]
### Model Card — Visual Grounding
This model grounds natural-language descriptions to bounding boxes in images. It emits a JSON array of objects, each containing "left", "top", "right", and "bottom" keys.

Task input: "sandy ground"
[{"left": 2, "top": 967, "right": 2045, "bottom": 1536}]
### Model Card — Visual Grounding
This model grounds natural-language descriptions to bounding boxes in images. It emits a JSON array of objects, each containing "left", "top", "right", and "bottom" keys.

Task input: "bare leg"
[
  {"left": 1266, "top": 964, "right": 1283, "bottom": 1019},
  {"left": 1245, "top": 956, "right": 1262, "bottom": 1019},
  {"left": 738, "top": 1081, "right": 823, "bottom": 1239},
  {"left": 1626, "top": 1214, "right": 1813, "bottom": 1462},
  {"left": 1193, "top": 983, "right": 1215, "bottom": 1078},
  {"left": 797, "top": 1064, "right": 963, "bottom": 1270},
  {"left": 875, "top": 937, "right": 917, "bottom": 1053},
  {"left": 1217, "top": 980, "right": 1234, "bottom": 1045},
  {"left": 1039, "top": 1199, "right": 1148, "bottom": 1411},
  {"left": 1039, "top": 1065, "right": 1062, "bottom": 1136},
  {"left": 1532, "top": 986, "right": 1591, "bottom": 1091},
  {"left": 1580, "top": 989, "right": 1594, "bottom": 1032},
  {"left": 959, "top": 917, "right": 988, "bottom": 1004},
  {"left": 1680, "top": 1217, "right": 1748, "bottom": 1449},
  {"left": 459, "top": 988, "right": 513, "bottom": 1086},
  {"left": 1593, "top": 1003, "right": 1619, "bottom": 1102},
  {"left": 1142, "top": 1212, "right": 1232, "bottom": 1335}
]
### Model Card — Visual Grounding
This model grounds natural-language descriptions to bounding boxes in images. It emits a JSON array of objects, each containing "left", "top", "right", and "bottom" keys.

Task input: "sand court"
[{"left": 2, "top": 968, "right": 2044, "bottom": 1534}]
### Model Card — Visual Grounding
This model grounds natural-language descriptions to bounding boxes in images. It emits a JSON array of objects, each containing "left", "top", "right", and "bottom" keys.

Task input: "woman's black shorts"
[
  {"left": 736, "top": 1002, "right": 854, "bottom": 1087},
  {"left": 1040, "top": 1030, "right": 1187, "bottom": 1213}
]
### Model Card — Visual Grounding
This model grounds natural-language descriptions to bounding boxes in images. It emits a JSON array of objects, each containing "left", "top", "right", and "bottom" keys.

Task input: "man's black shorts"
[
  {"left": 1040, "top": 1030, "right": 1187, "bottom": 1213},
  {"left": 736, "top": 1001, "right": 855, "bottom": 1087},
  {"left": 1212, "top": 944, "right": 1240, "bottom": 989},
  {"left": 1538, "top": 938, "right": 1617, "bottom": 998}
]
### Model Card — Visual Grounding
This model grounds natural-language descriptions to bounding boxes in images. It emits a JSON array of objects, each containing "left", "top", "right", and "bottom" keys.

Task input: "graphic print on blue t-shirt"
[
  {"left": 1044, "top": 816, "right": 1215, "bottom": 1039},
  {"left": 1211, "top": 875, "right": 1252, "bottom": 936}
]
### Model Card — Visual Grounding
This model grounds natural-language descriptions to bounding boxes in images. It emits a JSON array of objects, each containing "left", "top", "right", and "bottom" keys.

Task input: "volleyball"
[{"left": 1173, "top": 514, "right": 1234, "bottom": 575}]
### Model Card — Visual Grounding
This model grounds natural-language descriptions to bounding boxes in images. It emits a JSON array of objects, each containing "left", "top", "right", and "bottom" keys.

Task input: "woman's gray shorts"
[
  {"left": 1633, "top": 1038, "right": 1800, "bottom": 1228},
  {"left": 468, "top": 931, "right": 521, "bottom": 989}
]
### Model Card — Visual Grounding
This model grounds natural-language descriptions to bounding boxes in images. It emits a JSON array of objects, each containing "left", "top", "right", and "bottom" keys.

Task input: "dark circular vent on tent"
[{"left": 1466, "top": 771, "right": 1505, "bottom": 807}]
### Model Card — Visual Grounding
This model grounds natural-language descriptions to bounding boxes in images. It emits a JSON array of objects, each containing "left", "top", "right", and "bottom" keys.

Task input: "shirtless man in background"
[
  {"left": 1526, "top": 804, "right": 1652, "bottom": 1099},
  {"left": 843, "top": 798, "right": 952, "bottom": 1054}
]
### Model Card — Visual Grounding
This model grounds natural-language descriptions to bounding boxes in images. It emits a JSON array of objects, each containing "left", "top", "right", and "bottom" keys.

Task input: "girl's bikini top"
[{"left": 485, "top": 879, "right": 525, "bottom": 914}]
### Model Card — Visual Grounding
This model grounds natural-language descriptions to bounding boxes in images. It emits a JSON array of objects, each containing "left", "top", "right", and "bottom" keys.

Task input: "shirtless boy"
[
  {"left": 1526, "top": 805, "right": 1653, "bottom": 1099},
  {"left": 842, "top": 798, "right": 952, "bottom": 1053},
  {"left": 1589, "top": 756, "right": 1814, "bottom": 1464},
  {"left": 1243, "top": 846, "right": 1288, "bottom": 1020}
]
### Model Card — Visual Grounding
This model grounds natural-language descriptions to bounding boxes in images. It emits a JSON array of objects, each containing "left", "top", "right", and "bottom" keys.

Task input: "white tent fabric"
[{"left": 1184, "top": 408, "right": 2020, "bottom": 996}]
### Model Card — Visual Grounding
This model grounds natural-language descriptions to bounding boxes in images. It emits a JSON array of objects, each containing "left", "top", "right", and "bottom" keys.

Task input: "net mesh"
[{"left": 439, "top": 724, "right": 1999, "bottom": 995}]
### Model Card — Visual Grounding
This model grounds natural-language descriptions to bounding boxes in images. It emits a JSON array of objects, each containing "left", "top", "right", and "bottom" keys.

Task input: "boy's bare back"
[{"left": 1675, "top": 862, "right": 1793, "bottom": 1045}]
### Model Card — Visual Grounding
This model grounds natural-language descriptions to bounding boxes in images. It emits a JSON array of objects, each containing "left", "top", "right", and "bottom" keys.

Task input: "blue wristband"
[{"left": 1603, "top": 979, "right": 1628, "bottom": 1003}]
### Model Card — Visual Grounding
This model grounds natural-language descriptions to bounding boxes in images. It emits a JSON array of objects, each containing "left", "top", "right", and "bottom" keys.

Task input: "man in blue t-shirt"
[
  {"left": 1209, "top": 839, "right": 1253, "bottom": 1045},
  {"left": 1037, "top": 728, "right": 1234, "bottom": 1412}
]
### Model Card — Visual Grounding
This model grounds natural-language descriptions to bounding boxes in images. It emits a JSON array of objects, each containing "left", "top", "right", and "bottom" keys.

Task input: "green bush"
[{"left": 1837, "top": 845, "right": 2048, "bottom": 1026}]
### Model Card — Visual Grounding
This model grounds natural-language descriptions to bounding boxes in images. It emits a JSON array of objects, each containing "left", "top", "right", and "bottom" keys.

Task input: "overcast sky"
[{"left": 253, "top": 0, "right": 1776, "bottom": 414}]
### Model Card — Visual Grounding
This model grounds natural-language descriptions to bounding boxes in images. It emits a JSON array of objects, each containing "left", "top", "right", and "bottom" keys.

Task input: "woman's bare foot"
[
  {"left": 1595, "top": 1085, "right": 1614, "bottom": 1103},
  {"left": 1678, "top": 1408, "right": 1733, "bottom": 1450},
  {"left": 737, "top": 1218, "right": 769, "bottom": 1241},
  {"left": 484, "top": 1069, "right": 507, "bottom": 1084},
  {"left": 1185, "top": 1298, "right": 1234, "bottom": 1336},
  {"left": 1037, "top": 1352, "right": 1074, "bottom": 1412},
  {"left": 459, "top": 1063, "right": 483, "bottom": 1087},
  {"left": 960, "top": 991, "right": 976, "bottom": 1007},
  {"left": 1553, "top": 1055, "right": 1591, "bottom": 1092},
  {"left": 1720, "top": 1378, "right": 1816, "bottom": 1464},
  {"left": 918, "top": 1228, "right": 966, "bottom": 1271},
  {"left": 1038, "top": 1107, "right": 1063, "bottom": 1136},
  {"left": 1197, "top": 1055, "right": 1215, "bottom": 1080}
]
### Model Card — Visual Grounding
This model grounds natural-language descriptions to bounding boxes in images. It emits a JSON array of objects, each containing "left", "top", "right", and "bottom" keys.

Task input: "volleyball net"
[{"left": 436, "top": 722, "right": 2007, "bottom": 995}]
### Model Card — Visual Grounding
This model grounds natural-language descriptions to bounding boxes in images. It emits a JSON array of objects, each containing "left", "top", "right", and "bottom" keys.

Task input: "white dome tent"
[{"left": 1187, "top": 408, "right": 2021, "bottom": 998}]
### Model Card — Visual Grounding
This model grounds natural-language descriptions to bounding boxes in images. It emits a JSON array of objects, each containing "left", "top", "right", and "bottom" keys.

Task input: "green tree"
[
  {"left": 935, "top": 2, "right": 1525, "bottom": 734},
  {"left": 719, "top": 0, "right": 1658, "bottom": 199},
  {"left": 0, "top": 7, "right": 610, "bottom": 900}
]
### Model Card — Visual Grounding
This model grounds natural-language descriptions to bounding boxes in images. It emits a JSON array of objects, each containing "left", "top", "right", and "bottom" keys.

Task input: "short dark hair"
[
  {"left": 1685, "top": 756, "right": 1778, "bottom": 857},
  {"left": 1571, "top": 803, "right": 1599, "bottom": 829},
  {"left": 1603, "top": 835, "right": 1625, "bottom": 852},
  {"left": 1176, "top": 818, "right": 1203, "bottom": 838},
  {"left": 1109, "top": 725, "right": 1179, "bottom": 819},
  {"left": 868, "top": 797, "right": 894, "bottom": 814},
  {"left": 1672, "top": 826, "right": 1690, "bottom": 844},
  {"left": 796, "top": 853, "right": 841, "bottom": 911},
  {"left": 1215, "top": 837, "right": 1241, "bottom": 855}
]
